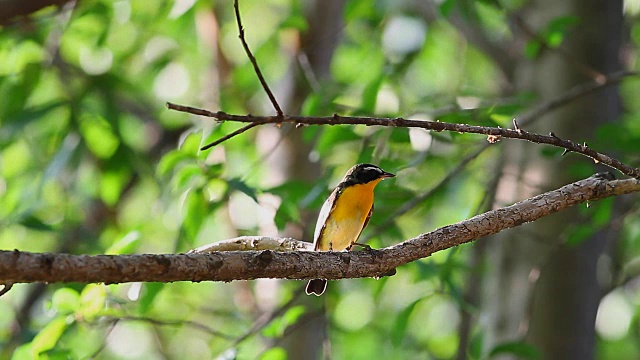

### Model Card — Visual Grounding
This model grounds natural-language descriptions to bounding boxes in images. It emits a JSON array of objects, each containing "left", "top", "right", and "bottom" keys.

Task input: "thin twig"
[
  {"left": 233, "top": 0, "right": 282, "bottom": 116},
  {"left": 518, "top": 70, "right": 638, "bottom": 126},
  {"left": 99, "top": 315, "right": 236, "bottom": 340},
  {"left": 196, "top": 0, "right": 285, "bottom": 151},
  {"left": 164, "top": 107, "right": 640, "bottom": 179},
  {"left": 230, "top": 290, "right": 303, "bottom": 348},
  {"left": 87, "top": 319, "right": 119, "bottom": 360},
  {"left": 362, "top": 144, "right": 491, "bottom": 242},
  {"left": 201, "top": 123, "right": 260, "bottom": 151},
  {"left": 513, "top": 15, "right": 606, "bottom": 82}
]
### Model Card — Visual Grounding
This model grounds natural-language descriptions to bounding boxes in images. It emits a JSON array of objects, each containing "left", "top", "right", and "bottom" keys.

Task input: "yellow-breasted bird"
[{"left": 306, "top": 163, "right": 395, "bottom": 296}]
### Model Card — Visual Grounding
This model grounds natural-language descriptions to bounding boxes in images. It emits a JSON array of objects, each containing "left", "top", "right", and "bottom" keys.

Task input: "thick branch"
[
  {"left": 0, "top": 0, "right": 73, "bottom": 25},
  {"left": 166, "top": 103, "right": 640, "bottom": 179},
  {"left": 1, "top": 174, "right": 638, "bottom": 285}
]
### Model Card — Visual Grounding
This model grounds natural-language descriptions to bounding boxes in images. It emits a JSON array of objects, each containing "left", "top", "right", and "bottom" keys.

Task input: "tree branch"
[
  {"left": 232, "top": 0, "right": 282, "bottom": 117},
  {"left": 166, "top": 103, "right": 640, "bottom": 179},
  {"left": 1, "top": 174, "right": 638, "bottom": 285},
  {"left": 0, "top": 0, "right": 74, "bottom": 25}
]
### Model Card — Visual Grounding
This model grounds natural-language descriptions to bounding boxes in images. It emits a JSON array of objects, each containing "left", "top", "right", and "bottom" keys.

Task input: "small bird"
[{"left": 306, "top": 163, "right": 395, "bottom": 296}]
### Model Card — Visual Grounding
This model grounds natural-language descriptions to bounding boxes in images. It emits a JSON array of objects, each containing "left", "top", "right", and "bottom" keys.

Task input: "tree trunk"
[
  {"left": 273, "top": 1, "right": 346, "bottom": 359},
  {"left": 483, "top": 0, "right": 623, "bottom": 358}
]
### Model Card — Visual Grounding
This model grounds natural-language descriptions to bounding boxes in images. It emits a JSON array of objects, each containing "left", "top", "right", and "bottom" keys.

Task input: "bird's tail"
[{"left": 305, "top": 279, "right": 327, "bottom": 296}]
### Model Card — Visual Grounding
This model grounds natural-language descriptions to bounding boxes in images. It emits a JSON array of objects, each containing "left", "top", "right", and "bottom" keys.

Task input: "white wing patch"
[{"left": 313, "top": 195, "right": 334, "bottom": 245}]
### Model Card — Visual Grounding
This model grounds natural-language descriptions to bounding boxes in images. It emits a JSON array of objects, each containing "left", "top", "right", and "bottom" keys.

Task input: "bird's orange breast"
[{"left": 316, "top": 179, "right": 382, "bottom": 251}]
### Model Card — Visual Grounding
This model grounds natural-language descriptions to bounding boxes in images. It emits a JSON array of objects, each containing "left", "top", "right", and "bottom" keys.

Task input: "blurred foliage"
[{"left": 0, "top": 0, "right": 639, "bottom": 359}]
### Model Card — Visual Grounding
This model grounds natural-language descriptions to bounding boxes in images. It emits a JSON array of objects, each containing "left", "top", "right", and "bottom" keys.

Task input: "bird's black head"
[{"left": 342, "top": 163, "right": 395, "bottom": 186}]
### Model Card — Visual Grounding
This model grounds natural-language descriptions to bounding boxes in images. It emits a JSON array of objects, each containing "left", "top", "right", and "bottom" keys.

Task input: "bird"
[{"left": 305, "top": 163, "right": 395, "bottom": 296}]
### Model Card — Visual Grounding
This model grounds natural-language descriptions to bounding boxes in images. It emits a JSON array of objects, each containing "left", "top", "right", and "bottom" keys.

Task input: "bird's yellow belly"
[{"left": 316, "top": 181, "right": 378, "bottom": 251}]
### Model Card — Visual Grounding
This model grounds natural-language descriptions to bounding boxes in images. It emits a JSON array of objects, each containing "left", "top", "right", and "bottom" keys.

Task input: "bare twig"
[
  {"left": 194, "top": 0, "right": 284, "bottom": 151},
  {"left": 517, "top": 70, "right": 638, "bottom": 126},
  {"left": 196, "top": 0, "right": 285, "bottom": 151},
  {"left": 229, "top": 290, "right": 303, "bottom": 348},
  {"left": 513, "top": 15, "right": 606, "bottom": 82},
  {"left": 0, "top": 0, "right": 72, "bottom": 25},
  {"left": 233, "top": 0, "right": 282, "bottom": 116},
  {"left": 164, "top": 107, "right": 640, "bottom": 179},
  {"left": 200, "top": 123, "right": 260, "bottom": 151},
  {"left": 1, "top": 174, "right": 638, "bottom": 285},
  {"left": 362, "top": 145, "right": 491, "bottom": 242},
  {"left": 106, "top": 315, "right": 236, "bottom": 339}
]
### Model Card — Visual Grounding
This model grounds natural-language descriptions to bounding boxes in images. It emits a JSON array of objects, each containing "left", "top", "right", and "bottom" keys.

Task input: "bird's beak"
[{"left": 381, "top": 171, "right": 395, "bottom": 179}]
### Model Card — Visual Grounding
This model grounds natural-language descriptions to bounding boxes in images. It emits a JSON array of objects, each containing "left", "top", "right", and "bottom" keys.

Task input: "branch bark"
[
  {"left": 0, "top": 0, "right": 74, "bottom": 25},
  {"left": 1, "top": 174, "right": 638, "bottom": 285},
  {"left": 166, "top": 103, "right": 640, "bottom": 180}
]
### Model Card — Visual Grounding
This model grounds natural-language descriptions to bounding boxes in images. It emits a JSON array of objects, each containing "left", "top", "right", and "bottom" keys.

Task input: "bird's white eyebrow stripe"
[{"left": 363, "top": 166, "right": 382, "bottom": 172}]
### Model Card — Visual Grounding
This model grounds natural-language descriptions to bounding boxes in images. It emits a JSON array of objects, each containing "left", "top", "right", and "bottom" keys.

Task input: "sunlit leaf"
[
  {"left": 31, "top": 317, "right": 68, "bottom": 356},
  {"left": 80, "top": 284, "right": 107, "bottom": 321},
  {"left": 262, "top": 305, "right": 306, "bottom": 338},
  {"left": 260, "top": 347, "right": 287, "bottom": 360},
  {"left": 79, "top": 113, "right": 120, "bottom": 159},
  {"left": 181, "top": 188, "right": 208, "bottom": 246},
  {"left": 51, "top": 288, "right": 81, "bottom": 315},
  {"left": 105, "top": 230, "right": 141, "bottom": 255},
  {"left": 280, "top": 15, "right": 308, "bottom": 31}
]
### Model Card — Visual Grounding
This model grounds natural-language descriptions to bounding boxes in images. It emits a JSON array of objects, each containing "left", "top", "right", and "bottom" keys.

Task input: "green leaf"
[
  {"left": 138, "top": 282, "right": 165, "bottom": 314},
  {"left": 11, "top": 343, "right": 33, "bottom": 360},
  {"left": 99, "top": 158, "right": 131, "bottom": 206},
  {"left": 274, "top": 200, "right": 300, "bottom": 230},
  {"left": 157, "top": 150, "right": 193, "bottom": 177},
  {"left": 524, "top": 41, "right": 541, "bottom": 58},
  {"left": 490, "top": 341, "right": 540, "bottom": 360},
  {"left": 260, "top": 347, "right": 287, "bottom": 360},
  {"left": 79, "top": 284, "right": 107, "bottom": 321},
  {"left": 565, "top": 225, "right": 595, "bottom": 246},
  {"left": 439, "top": 0, "right": 457, "bottom": 16},
  {"left": 388, "top": 128, "right": 410, "bottom": 143},
  {"left": 544, "top": 16, "right": 579, "bottom": 48},
  {"left": 262, "top": 305, "right": 306, "bottom": 338},
  {"left": 391, "top": 298, "right": 422, "bottom": 347},
  {"left": 31, "top": 317, "right": 68, "bottom": 356},
  {"left": 468, "top": 331, "right": 484, "bottom": 360},
  {"left": 19, "top": 215, "right": 54, "bottom": 232},
  {"left": 179, "top": 131, "right": 202, "bottom": 155},
  {"left": 51, "top": 288, "right": 81, "bottom": 315},
  {"left": 43, "top": 133, "right": 79, "bottom": 181},
  {"left": 105, "top": 230, "right": 141, "bottom": 255},
  {"left": 280, "top": 15, "right": 308, "bottom": 31},
  {"left": 301, "top": 93, "right": 325, "bottom": 116},
  {"left": 227, "top": 178, "right": 259, "bottom": 203},
  {"left": 173, "top": 163, "right": 205, "bottom": 190},
  {"left": 361, "top": 75, "right": 384, "bottom": 113},
  {"left": 591, "top": 197, "right": 613, "bottom": 227},
  {"left": 78, "top": 113, "right": 120, "bottom": 159},
  {"left": 344, "top": 0, "right": 376, "bottom": 21},
  {"left": 316, "top": 127, "right": 360, "bottom": 156},
  {"left": 181, "top": 188, "right": 208, "bottom": 246}
]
